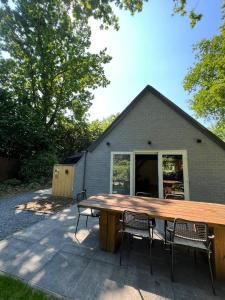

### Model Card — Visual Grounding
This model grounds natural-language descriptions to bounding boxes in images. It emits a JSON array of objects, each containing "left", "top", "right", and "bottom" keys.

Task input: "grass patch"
[{"left": 0, "top": 273, "right": 56, "bottom": 300}]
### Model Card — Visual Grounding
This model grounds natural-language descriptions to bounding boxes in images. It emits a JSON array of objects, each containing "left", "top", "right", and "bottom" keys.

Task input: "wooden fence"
[
  {"left": 0, "top": 158, "right": 20, "bottom": 182},
  {"left": 52, "top": 164, "right": 75, "bottom": 198}
]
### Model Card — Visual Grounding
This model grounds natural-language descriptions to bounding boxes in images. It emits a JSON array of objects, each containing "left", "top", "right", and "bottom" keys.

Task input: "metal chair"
[
  {"left": 120, "top": 210, "right": 155, "bottom": 274},
  {"left": 164, "top": 194, "right": 184, "bottom": 245},
  {"left": 75, "top": 191, "right": 99, "bottom": 235},
  {"left": 136, "top": 192, "right": 156, "bottom": 231},
  {"left": 167, "top": 218, "right": 215, "bottom": 295}
]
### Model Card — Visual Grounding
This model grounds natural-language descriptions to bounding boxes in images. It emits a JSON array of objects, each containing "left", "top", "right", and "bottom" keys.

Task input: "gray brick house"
[{"left": 74, "top": 85, "right": 225, "bottom": 204}]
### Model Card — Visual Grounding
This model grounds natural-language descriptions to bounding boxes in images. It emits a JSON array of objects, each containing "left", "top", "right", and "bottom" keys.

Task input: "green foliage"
[
  {"left": 20, "top": 151, "right": 58, "bottom": 182},
  {"left": 211, "top": 121, "right": 225, "bottom": 141},
  {"left": 73, "top": 0, "right": 202, "bottom": 29},
  {"left": 172, "top": 0, "right": 202, "bottom": 27},
  {"left": 54, "top": 117, "right": 90, "bottom": 159},
  {"left": 88, "top": 114, "right": 118, "bottom": 142},
  {"left": 3, "top": 178, "right": 21, "bottom": 186},
  {"left": 0, "top": 0, "right": 111, "bottom": 129},
  {"left": 54, "top": 114, "right": 118, "bottom": 160},
  {"left": 0, "top": 181, "right": 44, "bottom": 196},
  {"left": 183, "top": 21, "right": 225, "bottom": 141},
  {"left": 0, "top": 0, "right": 112, "bottom": 166},
  {"left": 0, "top": 89, "right": 52, "bottom": 158},
  {"left": 113, "top": 159, "right": 130, "bottom": 182}
]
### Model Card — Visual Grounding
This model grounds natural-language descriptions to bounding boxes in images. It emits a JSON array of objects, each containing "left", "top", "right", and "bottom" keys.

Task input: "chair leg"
[
  {"left": 75, "top": 214, "right": 80, "bottom": 236},
  {"left": 164, "top": 221, "right": 167, "bottom": 245},
  {"left": 171, "top": 243, "right": 174, "bottom": 282},
  {"left": 194, "top": 249, "right": 197, "bottom": 264},
  {"left": 207, "top": 251, "right": 216, "bottom": 295},
  {"left": 120, "top": 231, "right": 124, "bottom": 266},
  {"left": 148, "top": 234, "right": 153, "bottom": 275},
  {"left": 151, "top": 226, "right": 154, "bottom": 247},
  {"left": 86, "top": 216, "right": 88, "bottom": 228}
]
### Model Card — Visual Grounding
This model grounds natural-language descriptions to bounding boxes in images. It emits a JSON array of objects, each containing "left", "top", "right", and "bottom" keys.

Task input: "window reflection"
[
  {"left": 162, "top": 155, "right": 184, "bottom": 199},
  {"left": 112, "top": 154, "right": 130, "bottom": 195}
]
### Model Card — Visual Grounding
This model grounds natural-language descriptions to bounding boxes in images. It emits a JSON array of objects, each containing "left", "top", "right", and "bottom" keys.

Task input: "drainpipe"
[{"left": 82, "top": 150, "right": 87, "bottom": 192}]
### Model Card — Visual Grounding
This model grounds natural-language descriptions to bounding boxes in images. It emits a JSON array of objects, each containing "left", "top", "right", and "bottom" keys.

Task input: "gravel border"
[{"left": 0, "top": 189, "right": 51, "bottom": 240}]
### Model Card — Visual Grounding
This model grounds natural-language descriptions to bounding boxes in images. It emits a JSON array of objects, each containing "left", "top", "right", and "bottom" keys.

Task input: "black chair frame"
[
  {"left": 75, "top": 191, "right": 99, "bottom": 235},
  {"left": 120, "top": 210, "right": 155, "bottom": 274},
  {"left": 167, "top": 218, "right": 215, "bottom": 295}
]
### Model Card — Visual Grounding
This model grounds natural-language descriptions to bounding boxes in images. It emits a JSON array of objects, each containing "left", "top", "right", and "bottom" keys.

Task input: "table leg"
[
  {"left": 213, "top": 225, "right": 225, "bottom": 280},
  {"left": 99, "top": 210, "right": 121, "bottom": 252}
]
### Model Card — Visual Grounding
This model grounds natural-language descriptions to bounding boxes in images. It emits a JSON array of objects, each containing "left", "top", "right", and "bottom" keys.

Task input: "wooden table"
[{"left": 79, "top": 194, "right": 225, "bottom": 280}]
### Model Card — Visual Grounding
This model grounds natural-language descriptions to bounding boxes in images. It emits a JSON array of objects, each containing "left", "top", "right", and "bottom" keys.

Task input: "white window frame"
[
  {"left": 158, "top": 150, "right": 190, "bottom": 200},
  {"left": 110, "top": 150, "right": 190, "bottom": 199},
  {"left": 110, "top": 152, "right": 134, "bottom": 195}
]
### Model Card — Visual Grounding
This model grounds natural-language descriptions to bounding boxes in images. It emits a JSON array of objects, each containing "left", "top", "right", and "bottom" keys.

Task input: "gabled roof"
[{"left": 88, "top": 85, "right": 225, "bottom": 152}]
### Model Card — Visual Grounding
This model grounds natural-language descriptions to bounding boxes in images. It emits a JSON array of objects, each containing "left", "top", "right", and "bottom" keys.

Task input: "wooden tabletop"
[{"left": 79, "top": 194, "right": 225, "bottom": 227}]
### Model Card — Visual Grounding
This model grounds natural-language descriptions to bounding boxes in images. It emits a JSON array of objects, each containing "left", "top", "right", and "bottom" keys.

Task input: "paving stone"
[
  {"left": 30, "top": 250, "right": 90, "bottom": 298},
  {"left": 73, "top": 259, "right": 115, "bottom": 300},
  {"left": 4, "top": 242, "right": 57, "bottom": 282}
]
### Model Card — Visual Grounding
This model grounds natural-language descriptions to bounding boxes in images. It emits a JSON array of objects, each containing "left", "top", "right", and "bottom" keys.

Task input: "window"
[{"left": 111, "top": 153, "right": 132, "bottom": 195}]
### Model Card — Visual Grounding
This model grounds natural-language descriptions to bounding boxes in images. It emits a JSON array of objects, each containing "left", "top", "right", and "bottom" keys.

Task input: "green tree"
[
  {"left": 73, "top": 0, "right": 202, "bottom": 29},
  {"left": 0, "top": 0, "right": 111, "bottom": 130},
  {"left": 183, "top": 21, "right": 225, "bottom": 141},
  {"left": 88, "top": 114, "right": 119, "bottom": 141},
  {"left": 0, "top": 89, "right": 51, "bottom": 158}
]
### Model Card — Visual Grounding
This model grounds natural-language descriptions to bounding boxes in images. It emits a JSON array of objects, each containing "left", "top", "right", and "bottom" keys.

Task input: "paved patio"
[{"left": 0, "top": 205, "right": 224, "bottom": 299}]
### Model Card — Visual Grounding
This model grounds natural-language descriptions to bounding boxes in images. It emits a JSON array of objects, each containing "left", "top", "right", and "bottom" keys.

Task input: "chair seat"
[
  {"left": 80, "top": 208, "right": 99, "bottom": 217},
  {"left": 122, "top": 227, "right": 150, "bottom": 238},
  {"left": 171, "top": 236, "right": 208, "bottom": 250}
]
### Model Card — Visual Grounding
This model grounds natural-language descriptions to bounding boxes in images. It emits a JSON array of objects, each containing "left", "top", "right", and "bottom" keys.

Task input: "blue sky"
[{"left": 89, "top": 0, "right": 222, "bottom": 124}]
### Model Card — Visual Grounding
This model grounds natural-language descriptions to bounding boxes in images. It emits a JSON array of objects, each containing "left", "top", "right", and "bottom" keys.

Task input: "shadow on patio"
[{"left": 0, "top": 205, "right": 225, "bottom": 299}]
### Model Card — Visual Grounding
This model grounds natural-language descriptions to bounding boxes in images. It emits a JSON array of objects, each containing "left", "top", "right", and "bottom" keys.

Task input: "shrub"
[
  {"left": 3, "top": 178, "right": 22, "bottom": 186},
  {"left": 20, "top": 151, "right": 57, "bottom": 183},
  {"left": 0, "top": 183, "right": 8, "bottom": 192}
]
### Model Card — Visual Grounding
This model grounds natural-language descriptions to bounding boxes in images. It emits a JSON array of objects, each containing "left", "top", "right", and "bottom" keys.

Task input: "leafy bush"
[
  {"left": 0, "top": 183, "right": 8, "bottom": 192},
  {"left": 3, "top": 178, "right": 21, "bottom": 186},
  {"left": 20, "top": 151, "right": 57, "bottom": 183}
]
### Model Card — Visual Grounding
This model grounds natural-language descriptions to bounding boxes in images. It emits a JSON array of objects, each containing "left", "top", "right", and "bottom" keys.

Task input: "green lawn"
[{"left": 0, "top": 274, "right": 56, "bottom": 300}]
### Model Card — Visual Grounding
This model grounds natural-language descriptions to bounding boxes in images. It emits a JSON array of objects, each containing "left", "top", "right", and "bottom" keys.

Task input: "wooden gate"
[{"left": 52, "top": 164, "right": 75, "bottom": 198}]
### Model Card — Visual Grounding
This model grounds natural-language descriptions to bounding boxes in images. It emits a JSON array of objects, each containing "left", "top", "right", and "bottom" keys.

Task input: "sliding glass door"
[
  {"left": 158, "top": 151, "right": 189, "bottom": 200},
  {"left": 162, "top": 155, "right": 184, "bottom": 198},
  {"left": 110, "top": 151, "right": 189, "bottom": 199}
]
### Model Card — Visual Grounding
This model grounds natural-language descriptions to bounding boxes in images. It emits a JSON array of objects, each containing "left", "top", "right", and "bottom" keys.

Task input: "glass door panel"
[
  {"left": 112, "top": 153, "right": 131, "bottom": 195},
  {"left": 162, "top": 154, "right": 185, "bottom": 199}
]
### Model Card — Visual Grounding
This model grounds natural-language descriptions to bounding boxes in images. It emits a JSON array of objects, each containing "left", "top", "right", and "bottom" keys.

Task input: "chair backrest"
[
  {"left": 165, "top": 194, "right": 184, "bottom": 200},
  {"left": 173, "top": 218, "right": 208, "bottom": 242},
  {"left": 76, "top": 191, "right": 87, "bottom": 204},
  {"left": 122, "top": 210, "right": 151, "bottom": 231}
]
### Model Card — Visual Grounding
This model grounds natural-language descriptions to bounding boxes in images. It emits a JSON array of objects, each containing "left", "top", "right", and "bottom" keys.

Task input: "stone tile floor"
[{"left": 0, "top": 205, "right": 224, "bottom": 300}]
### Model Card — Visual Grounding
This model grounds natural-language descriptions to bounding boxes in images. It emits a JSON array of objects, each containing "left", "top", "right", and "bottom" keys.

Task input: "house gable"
[
  {"left": 74, "top": 85, "right": 225, "bottom": 203},
  {"left": 88, "top": 85, "right": 225, "bottom": 152}
]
